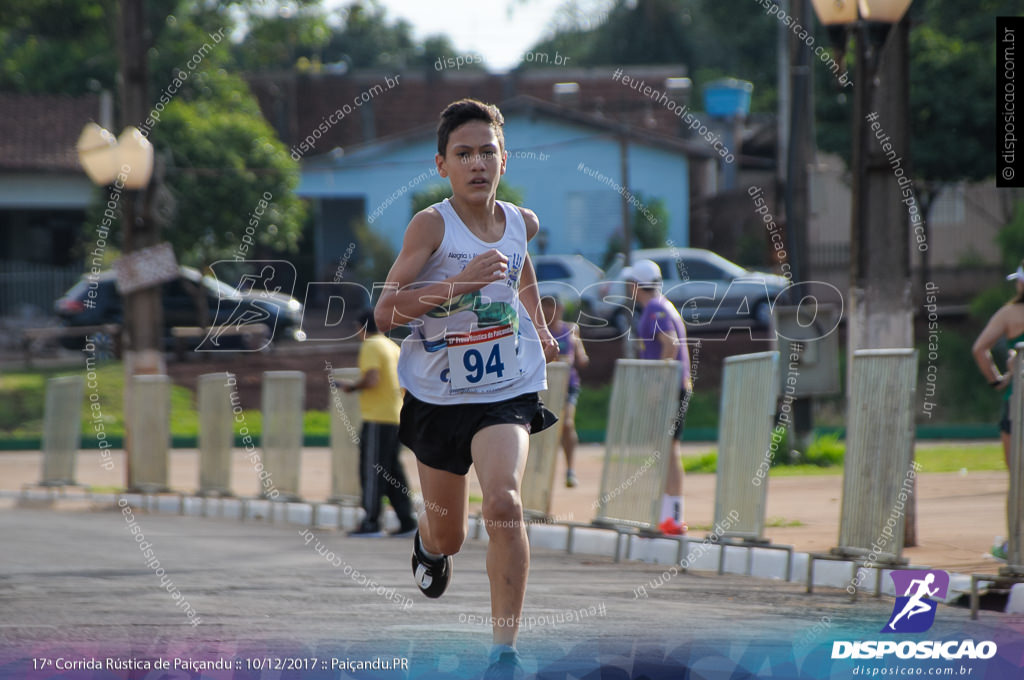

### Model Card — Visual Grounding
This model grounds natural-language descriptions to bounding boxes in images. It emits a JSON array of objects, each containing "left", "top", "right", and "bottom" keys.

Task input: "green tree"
[
  {"left": 519, "top": 0, "right": 778, "bottom": 111},
  {"left": 600, "top": 193, "right": 669, "bottom": 268},
  {"left": 231, "top": 8, "right": 331, "bottom": 72},
  {"left": 319, "top": 1, "right": 463, "bottom": 70},
  {"left": 816, "top": 0, "right": 1024, "bottom": 220},
  {"left": 148, "top": 73, "right": 306, "bottom": 266},
  {"left": 4, "top": 1, "right": 306, "bottom": 269},
  {"left": 348, "top": 219, "right": 395, "bottom": 286},
  {"left": 971, "top": 201, "right": 1024, "bottom": 321}
]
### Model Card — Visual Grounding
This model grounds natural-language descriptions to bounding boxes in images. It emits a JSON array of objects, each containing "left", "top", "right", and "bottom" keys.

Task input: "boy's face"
[{"left": 436, "top": 120, "right": 506, "bottom": 203}]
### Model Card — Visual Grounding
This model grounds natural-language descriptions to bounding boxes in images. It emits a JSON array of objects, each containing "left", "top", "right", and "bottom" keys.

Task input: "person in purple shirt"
[
  {"left": 625, "top": 258, "right": 692, "bottom": 535},
  {"left": 541, "top": 295, "right": 589, "bottom": 488}
]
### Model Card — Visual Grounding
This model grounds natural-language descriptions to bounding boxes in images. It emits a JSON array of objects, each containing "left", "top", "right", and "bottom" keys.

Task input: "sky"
[{"left": 321, "top": 0, "right": 615, "bottom": 71}]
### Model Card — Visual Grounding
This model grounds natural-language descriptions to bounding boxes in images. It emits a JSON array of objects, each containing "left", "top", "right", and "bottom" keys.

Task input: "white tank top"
[{"left": 397, "top": 198, "right": 547, "bottom": 404}]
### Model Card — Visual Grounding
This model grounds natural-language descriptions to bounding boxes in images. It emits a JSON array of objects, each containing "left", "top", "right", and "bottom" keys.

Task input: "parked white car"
[
  {"left": 581, "top": 247, "right": 791, "bottom": 332},
  {"left": 531, "top": 254, "right": 604, "bottom": 308}
]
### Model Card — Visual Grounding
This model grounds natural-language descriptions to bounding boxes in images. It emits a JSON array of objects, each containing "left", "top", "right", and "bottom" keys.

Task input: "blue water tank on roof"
[{"left": 703, "top": 78, "right": 754, "bottom": 118}]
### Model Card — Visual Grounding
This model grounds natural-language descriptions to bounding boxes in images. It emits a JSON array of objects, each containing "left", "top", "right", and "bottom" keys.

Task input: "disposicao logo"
[
  {"left": 883, "top": 569, "right": 948, "bottom": 633},
  {"left": 831, "top": 569, "right": 998, "bottom": 661}
]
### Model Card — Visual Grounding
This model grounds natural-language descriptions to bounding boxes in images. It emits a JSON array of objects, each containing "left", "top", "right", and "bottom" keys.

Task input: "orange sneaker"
[{"left": 659, "top": 518, "right": 688, "bottom": 536}]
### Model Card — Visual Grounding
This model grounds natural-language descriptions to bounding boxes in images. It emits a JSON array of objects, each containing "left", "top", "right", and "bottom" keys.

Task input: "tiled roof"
[
  {"left": 247, "top": 66, "right": 698, "bottom": 155},
  {"left": 0, "top": 93, "right": 101, "bottom": 172}
]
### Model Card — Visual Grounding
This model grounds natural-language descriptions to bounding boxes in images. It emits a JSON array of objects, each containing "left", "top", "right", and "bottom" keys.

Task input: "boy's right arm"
[{"left": 374, "top": 209, "right": 509, "bottom": 333}]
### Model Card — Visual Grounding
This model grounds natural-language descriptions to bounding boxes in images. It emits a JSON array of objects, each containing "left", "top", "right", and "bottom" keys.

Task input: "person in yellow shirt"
[{"left": 342, "top": 309, "right": 417, "bottom": 537}]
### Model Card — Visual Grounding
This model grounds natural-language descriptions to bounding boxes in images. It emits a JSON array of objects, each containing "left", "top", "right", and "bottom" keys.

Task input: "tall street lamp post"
[
  {"left": 76, "top": 0, "right": 168, "bottom": 491},
  {"left": 810, "top": 0, "right": 916, "bottom": 543}
]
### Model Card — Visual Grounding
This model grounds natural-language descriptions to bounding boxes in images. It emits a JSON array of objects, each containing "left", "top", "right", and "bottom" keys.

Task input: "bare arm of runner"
[
  {"left": 517, "top": 208, "right": 558, "bottom": 362},
  {"left": 973, "top": 306, "right": 1011, "bottom": 388},
  {"left": 375, "top": 209, "right": 508, "bottom": 333}
]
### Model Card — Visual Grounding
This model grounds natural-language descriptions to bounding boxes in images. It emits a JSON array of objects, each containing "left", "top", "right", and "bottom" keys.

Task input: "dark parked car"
[{"left": 55, "top": 266, "right": 304, "bottom": 352}]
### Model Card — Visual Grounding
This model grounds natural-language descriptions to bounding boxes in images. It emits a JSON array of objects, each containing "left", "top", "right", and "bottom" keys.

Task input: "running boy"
[{"left": 374, "top": 99, "right": 558, "bottom": 676}]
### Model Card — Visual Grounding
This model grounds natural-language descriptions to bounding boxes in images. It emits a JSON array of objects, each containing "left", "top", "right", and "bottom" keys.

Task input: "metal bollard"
[
  {"left": 198, "top": 372, "right": 235, "bottom": 496},
  {"left": 521, "top": 362, "right": 570, "bottom": 518},
  {"left": 40, "top": 375, "right": 85, "bottom": 486},
  {"left": 328, "top": 368, "right": 362, "bottom": 505},
  {"left": 261, "top": 371, "right": 305, "bottom": 501},
  {"left": 129, "top": 374, "right": 171, "bottom": 492}
]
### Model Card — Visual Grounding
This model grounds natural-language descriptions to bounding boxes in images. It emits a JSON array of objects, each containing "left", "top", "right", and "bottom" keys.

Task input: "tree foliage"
[
  {"left": 149, "top": 74, "right": 306, "bottom": 265},
  {"left": 316, "top": 1, "right": 461, "bottom": 71},
  {"left": 815, "top": 0, "right": 1022, "bottom": 188},
  {"left": 232, "top": 8, "right": 331, "bottom": 72},
  {"left": 530, "top": 0, "right": 1019, "bottom": 192},
  {"left": 521, "top": 0, "right": 778, "bottom": 111},
  {"left": 4, "top": 0, "right": 306, "bottom": 266},
  {"left": 600, "top": 192, "right": 669, "bottom": 268}
]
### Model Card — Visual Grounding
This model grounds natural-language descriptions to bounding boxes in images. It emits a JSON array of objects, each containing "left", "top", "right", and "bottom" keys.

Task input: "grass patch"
[
  {"left": 575, "top": 383, "right": 719, "bottom": 433},
  {"left": 87, "top": 485, "right": 125, "bottom": 494},
  {"left": 765, "top": 517, "right": 805, "bottom": 528},
  {"left": 682, "top": 452, "right": 718, "bottom": 474},
  {"left": 681, "top": 441, "right": 1005, "bottom": 477},
  {"left": 0, "top": 361, "right": 338, "bottom": 440},
  {"left": 915, "top": 443, "right": 1005, "bottom": 473}
]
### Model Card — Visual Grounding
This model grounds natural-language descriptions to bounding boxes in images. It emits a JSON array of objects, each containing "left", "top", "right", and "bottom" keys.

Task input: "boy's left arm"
[{"left": 519, "top": 208, "right": 558, "bottom": 362}]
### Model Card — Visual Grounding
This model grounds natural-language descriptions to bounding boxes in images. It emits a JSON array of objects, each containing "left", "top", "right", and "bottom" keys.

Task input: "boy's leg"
[
  {"left": 415, "top": 461, "right": 469, "bottom": 555},
  {"left": 561, "top": 402, "right": 578, "bottom": 469},
  {"left": 471, "top": 423, "right": 530, "bottom": 646},
  {"left": 664, "top": 441, "right": 683, "bottom": 497}
]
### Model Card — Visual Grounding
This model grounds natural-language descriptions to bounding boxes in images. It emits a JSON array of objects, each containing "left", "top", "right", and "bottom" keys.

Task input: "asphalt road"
[{"left": 0, "top": 504, "right": 1016, "bottom": 679}]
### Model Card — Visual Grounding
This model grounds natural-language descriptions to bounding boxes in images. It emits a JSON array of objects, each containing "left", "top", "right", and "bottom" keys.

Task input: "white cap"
[
  {"left": 1008, "top": 265, "right": 1024, "bottom": 281},
  {"left": 624, "top": 258, "right": 662, "bottom": 286}
]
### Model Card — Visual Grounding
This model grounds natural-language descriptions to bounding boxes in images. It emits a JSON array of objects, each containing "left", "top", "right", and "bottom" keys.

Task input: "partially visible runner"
[
  {"left": 374, "top": 98, "right": 558, "bottom": 680},
  {"left": 626, "top": 258, "right": 692, "bottom": 535},
  {"left": 973, "top": 260, "right": 1024, "bottom": 560},
  {"left": 342, "top": 308, "right": 417, "bottom": 538},
  {"left": 540, "top": 294, "right": 589, "bottom": 488}
]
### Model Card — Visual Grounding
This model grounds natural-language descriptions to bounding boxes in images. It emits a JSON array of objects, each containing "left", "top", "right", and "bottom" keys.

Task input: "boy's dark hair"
[
  {"left": 359, "top": 307, "right": 378, "bottom": 334},
  {"left": 437, "top": 99, "right": 505, "bottom": 156}
]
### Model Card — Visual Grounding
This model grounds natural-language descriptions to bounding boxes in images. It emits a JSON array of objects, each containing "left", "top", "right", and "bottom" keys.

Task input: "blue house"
[{"left": 298, "top": 96, "right": 714, "bottom": 277}]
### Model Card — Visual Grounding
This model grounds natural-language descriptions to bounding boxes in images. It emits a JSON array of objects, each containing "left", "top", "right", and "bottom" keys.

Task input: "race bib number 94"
[{"left": 445, "top": 323, "right": 518, "bottom": 392}]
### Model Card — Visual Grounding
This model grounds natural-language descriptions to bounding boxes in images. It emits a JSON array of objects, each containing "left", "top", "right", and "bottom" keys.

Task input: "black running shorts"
[{"left": 399, "top": 391, "right": 558, "bottom": 476}]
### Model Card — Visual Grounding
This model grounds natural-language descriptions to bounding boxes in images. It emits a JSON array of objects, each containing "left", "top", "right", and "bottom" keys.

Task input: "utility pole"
[
  {"left": 848, "top": 17, "right": 916, "bottom": 545},
  {"left": 117, "top": 0, "right": 165, "bottom": 488},
  {"left": 620, "top": 131, "right": 632, "bottom": 265},
  {"left": 785, "top": 0, "right": 815, "bottom": 450}
]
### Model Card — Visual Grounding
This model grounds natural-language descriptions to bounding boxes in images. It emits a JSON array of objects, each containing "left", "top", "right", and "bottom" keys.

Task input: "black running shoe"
[
  {"left": 483, "top": 651, "right": 524, "bottom": 680},
  {"left": 348, "top": 523, "right": 384, "bottom": 538},
  {"left": 411, "top": 530, "right": 452, "bottom": 598}
]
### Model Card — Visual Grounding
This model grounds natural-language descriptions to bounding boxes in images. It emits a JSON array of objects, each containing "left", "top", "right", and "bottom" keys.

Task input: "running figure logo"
[
  {"left": 882, "top": 570, "right": 949, "bottom": 633},
  {"left": 197, "top": 260, "right": 297, "bottom": 352}
]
